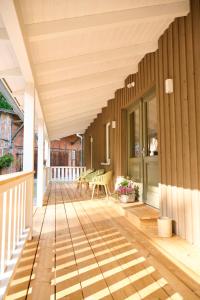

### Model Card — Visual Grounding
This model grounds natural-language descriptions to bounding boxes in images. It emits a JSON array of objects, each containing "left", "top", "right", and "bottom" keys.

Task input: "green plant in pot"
[{"left": 0, "top": 153, "right": 14, "bottom": 171}]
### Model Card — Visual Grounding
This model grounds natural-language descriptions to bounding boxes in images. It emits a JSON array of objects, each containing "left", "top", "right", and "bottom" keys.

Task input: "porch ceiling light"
[{"left": 127, "top": 82, "right": 135, "bottom": 88}]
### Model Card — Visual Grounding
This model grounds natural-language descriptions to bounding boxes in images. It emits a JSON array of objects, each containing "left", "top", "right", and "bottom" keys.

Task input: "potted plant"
[
  {"left": 115, "top": 177, "right": 135, "bottom": 203},
  {"left": 0, "top": 153, "right": 14, "bottom": 174}
]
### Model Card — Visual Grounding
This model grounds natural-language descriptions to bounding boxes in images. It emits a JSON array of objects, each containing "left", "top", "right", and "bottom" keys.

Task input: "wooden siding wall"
[{"left": 84, "top": 0, "right": 200, "bottom": 245}]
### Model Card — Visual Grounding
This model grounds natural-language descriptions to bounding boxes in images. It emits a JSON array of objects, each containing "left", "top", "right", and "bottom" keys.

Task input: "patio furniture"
[
  {"left": 91, "top": 170, "right": 113, "bottom": 200},
  {"left": 85, "top": 169, "right": 105, "bottom": 190},
  {"left": 76, "top": 168, "right": 94, "bottom": 189}
]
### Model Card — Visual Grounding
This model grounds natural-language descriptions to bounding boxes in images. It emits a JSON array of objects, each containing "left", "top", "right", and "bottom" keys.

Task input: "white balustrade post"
[
  {"left": 45, "top": 140, "right": 50, "bottom": 185},
  {"left": 23, "top": 83, "right": 34, "bottom": 239},
  {"left": 26, "top": 175, "right": 33, "bottom": 239},
  {"left": 37, "top": 120, "right": 44, "bottom": 207},
  {"left": 23, "top": 83, "right": 35, "bottom": 172}
]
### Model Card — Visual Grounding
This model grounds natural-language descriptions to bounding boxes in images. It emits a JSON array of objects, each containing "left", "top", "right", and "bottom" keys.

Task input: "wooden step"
[{"left": 125, "top": 204, "right": 159, "bottom": 221}]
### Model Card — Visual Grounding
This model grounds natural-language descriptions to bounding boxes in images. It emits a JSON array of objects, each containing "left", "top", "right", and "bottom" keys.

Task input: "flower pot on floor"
[
  {"left": 119, "top": 194, "right": 135, "bottom": 203},
  {"left": 157, "top": 217, "right": 172, "bottom": 237}
]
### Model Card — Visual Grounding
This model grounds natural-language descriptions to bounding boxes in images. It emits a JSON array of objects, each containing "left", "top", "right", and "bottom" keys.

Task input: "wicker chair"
[
  {"left": 91, "top": 170, "right": 112, "bottom": 200},
  {"left": 76, "top": 168, "right": 94, "bottom": 189}
]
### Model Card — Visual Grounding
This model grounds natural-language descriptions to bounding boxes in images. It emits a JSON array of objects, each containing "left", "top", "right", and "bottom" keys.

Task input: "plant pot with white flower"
[{"left": 115, "top": 177, "right": 135, "bottom": 203}]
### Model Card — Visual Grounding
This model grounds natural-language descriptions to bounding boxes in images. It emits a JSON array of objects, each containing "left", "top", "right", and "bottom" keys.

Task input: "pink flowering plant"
[{"left": 116, "top": 178, "right": 134, "bottom": 195}]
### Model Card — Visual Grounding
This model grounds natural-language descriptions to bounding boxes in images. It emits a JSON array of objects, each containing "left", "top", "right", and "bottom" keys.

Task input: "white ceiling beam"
[
  {"left": 39, "top": 66, "right": 135, "bottom": 99},
  {"left": 0, "top": 0, "right": 33, "bottom": 82},
  {"left": 39, "top": 65, "right": 136, "bottom": 92},
  {"left": 36, "top": 59, "right": 139, "bottom": 85},
  {"left": 49, "top": 126, "right": 92, "bottom": 137},
  {"left": 48, "top": 114, "right": 99, "bottom": 131},
  {"left": 40, "top": 80, "right": 123, "bottom": 100},
  {"left": 48, "top": 119, "right": 92, "bottom": 135},
  {"left": 26, "top": 2, "right": 189, "bottom": 42},
  {"left": 0, "top": 67, "right": 21, "bottom": 78},
  {"left": 50, "top": 128, "right": 86, "bottom": 141},
  {"left": 46, "top": 108, "right": 101, "bottom": 124},
  {"left": 44, "top": 99, "right": 107, "bottom": 116},
  {"left": 41, "top": 82, "right": 118, "bottom": 105},
  {"left": 43, "top": 95, "right": 107, "bottom": 110},
  {"left": 34, "top": 41, "right": 156, "bottom": 74}
]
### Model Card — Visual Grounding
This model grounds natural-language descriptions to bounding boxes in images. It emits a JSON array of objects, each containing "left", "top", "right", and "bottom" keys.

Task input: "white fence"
[
  {"left": 0, "top": 171, "right": 33, "bottom": 299},
  {"left": 50, "top": 166, "right": 86, "bottom": 182}
]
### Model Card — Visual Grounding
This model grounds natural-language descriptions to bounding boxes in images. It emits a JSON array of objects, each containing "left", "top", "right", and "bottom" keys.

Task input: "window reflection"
[
  {"left": 130, "top": 108, "right": 140, "bottom": 157},
  {"left": 147, "top": 97, "right": 158, "bottom": 156}
]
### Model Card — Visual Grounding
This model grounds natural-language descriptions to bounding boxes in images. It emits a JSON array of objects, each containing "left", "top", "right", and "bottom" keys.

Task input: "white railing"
[
  {"left": 50, "top": 166, "right": 86, "bottom": 182},
  {"left": 0, "top": 171, "right": 33, "bottom": 299}
]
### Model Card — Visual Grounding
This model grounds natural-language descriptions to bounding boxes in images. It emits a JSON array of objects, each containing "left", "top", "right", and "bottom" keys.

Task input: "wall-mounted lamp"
[
  {"left": 165, "top": 79, "right": 173, "bottom": 94},
  {"left": 127, "top": 81, "right": 135, "bottom": 88},
  {"left": 112, "top": 121, "right": 116, "bottom": 129}
]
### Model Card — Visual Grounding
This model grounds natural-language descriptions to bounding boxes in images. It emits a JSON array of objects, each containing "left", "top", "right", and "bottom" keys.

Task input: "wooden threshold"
[{"left": 5, "top": 183, "right": 200, "bottom": 300}]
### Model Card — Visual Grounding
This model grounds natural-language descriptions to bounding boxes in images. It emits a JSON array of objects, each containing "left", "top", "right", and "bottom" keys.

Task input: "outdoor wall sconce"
[
  {"left": 127, "top": 81, "right": 135, "bottom": 88},
  {"left": 165, "top": 78, "right": 173, "bottom": 94},
  {"left": 112, "top": 121, "right": 116, "bottom": 129},
  {"left": 101, "top": 122, "right": 111, "bottom": 166}
]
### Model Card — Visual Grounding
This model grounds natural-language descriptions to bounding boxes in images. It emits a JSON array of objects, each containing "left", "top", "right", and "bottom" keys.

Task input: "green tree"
[{"left": 0, "top": 92, "right": 13, "bottom": 110}]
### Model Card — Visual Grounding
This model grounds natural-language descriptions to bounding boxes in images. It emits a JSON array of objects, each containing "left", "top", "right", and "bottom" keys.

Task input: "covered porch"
[{"left": 0, "top": 0, "right": 200, "bottom": 299}]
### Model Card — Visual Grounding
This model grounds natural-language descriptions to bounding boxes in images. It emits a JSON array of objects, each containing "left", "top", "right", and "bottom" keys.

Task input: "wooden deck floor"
[{"left": 6, "top": 183, "right": 200, "bottom": 300}]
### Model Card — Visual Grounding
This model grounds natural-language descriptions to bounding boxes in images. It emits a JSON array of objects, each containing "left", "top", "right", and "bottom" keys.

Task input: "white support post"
[
  {"left": 23, "top": 83, "right": 35, "bottom": 171},
  {"left": 37, "top": 120, "right": 44, "bottom": 207},
  {"left": 48, "top": 142, "right": 51, "bottom": 167}
]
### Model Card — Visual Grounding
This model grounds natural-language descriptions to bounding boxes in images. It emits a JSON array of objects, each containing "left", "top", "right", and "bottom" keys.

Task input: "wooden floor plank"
[
  {"left": 27, "top": 184, "right": 55, "bottom": 300},
  {"left": 6, "top": 183, "right": 200, "bottom": 300},
  {"left": 78, "top": 200, "right": 169, "bottom": 300},
  {"left": 5, "top": 186, "right": 51, "bottom": 300}
]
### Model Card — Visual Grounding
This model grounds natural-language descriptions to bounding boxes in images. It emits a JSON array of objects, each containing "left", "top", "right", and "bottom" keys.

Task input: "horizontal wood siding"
[{"left": 84, "top": 0, "right": 200, "bottom": 245}]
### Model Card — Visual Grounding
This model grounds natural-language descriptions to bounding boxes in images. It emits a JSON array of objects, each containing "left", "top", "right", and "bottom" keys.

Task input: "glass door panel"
[
  {"left": 146, "top": 96, "right": 158, "bottom": 156},
  {"left": 128, "top": 102, "right": 143, "bottom": 199},
  {"left": 130, "top": 107, "right": 140, "bottom": 158},
  {"left": 143, "top": 92, "right": 159, "bottom": 208}
]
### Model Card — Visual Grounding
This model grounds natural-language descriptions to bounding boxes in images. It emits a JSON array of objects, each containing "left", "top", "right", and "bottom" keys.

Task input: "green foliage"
[
  {"left": 0, "top": 92, "right": 13, "bottom": 111},
  {"left": 120, "top": 180, "right": 129, "bottom": 187},
  {"left": 0, "top": 153, "right": 14, "bottom": 169},
  {"left": 134, "top": 185, "right": 139, "bottom": 201}
]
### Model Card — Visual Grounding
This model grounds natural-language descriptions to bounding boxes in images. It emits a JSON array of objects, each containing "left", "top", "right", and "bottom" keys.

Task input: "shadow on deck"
[{"left": 5, "top": 183, "right": 200, "bottom": 300}]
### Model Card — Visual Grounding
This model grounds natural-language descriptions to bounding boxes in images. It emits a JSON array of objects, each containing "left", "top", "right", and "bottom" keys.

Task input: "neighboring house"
[
  {"left": 50, "top": 135, "right": 82, "bottom": 166},
  {"left": 0, "top": 92, "right": 24, "bottom": 174}
]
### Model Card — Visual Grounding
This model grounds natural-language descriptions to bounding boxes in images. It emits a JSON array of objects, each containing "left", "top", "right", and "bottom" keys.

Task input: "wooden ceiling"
[{"left": 15, "top": 0, "right": 189, "bottom": 140}]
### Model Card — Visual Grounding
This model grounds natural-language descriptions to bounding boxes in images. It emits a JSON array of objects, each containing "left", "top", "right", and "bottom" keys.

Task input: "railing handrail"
[
  {"left": 50, "top": 166, "right": 86, "bottom": 182},
  {"left": 0, "top": 171, "right": 34, "bottom": 185},
  {"left": 0, "top": 171, "right": 34, "bottom": 299},
  {"left": 50, "top": 166, "right": 84, "bottom": 168}
]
